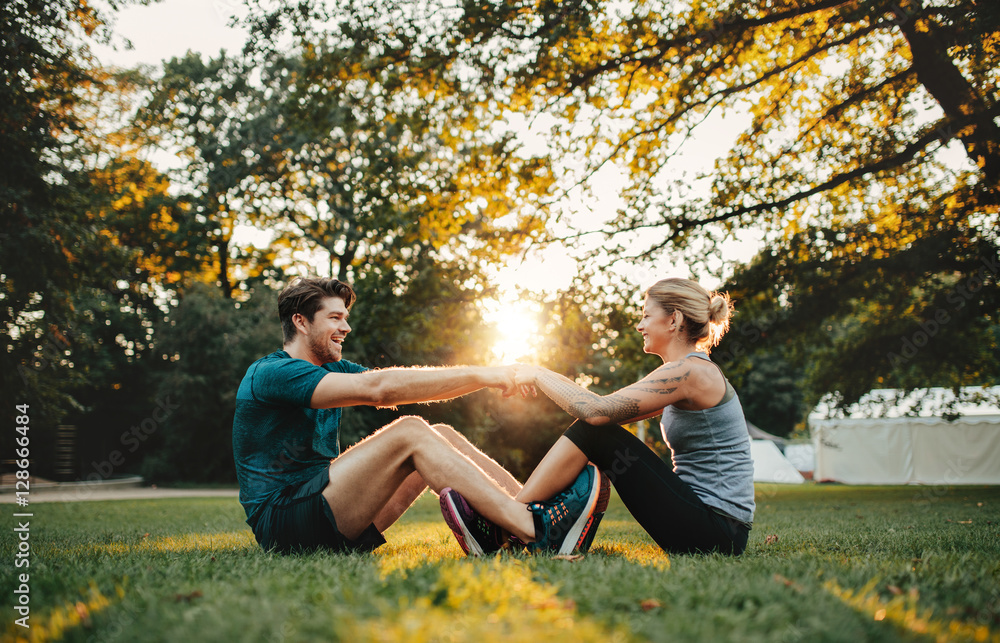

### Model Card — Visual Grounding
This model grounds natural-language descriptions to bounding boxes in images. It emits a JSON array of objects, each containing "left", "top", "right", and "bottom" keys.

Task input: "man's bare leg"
[
  {"left": 432, "top": 424, "right": 521, "bottom": 495},
  {"left": 515, "top": 436, "right": 589, "bottom": 504},
  {"left": 371, "top": 471, "right": 427, "bottom": 533},
  {"left": 367, "top": 423, "right": 522, "bottom": 532},
  {"left": 324, "top": 416, "right": 534, "bottom": 542}
]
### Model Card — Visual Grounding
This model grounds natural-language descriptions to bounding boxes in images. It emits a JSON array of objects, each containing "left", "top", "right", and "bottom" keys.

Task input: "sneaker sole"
[
  {"left": 577, "top": 511, "right": 605, "bottom": 553},
  {"left": 440, "top": 489, "right": 485, "bottom": 557},
  {"left": 576, "top": 473, "right": 611, "bottom": 552},
  {"left": 557, "top": 463, "right": 603, "bottom": 555}
]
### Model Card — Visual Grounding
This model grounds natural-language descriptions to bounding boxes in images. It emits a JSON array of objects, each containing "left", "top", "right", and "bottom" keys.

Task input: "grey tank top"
[{"left": 659, "top": 352, "right": 756, "bottom": 525}]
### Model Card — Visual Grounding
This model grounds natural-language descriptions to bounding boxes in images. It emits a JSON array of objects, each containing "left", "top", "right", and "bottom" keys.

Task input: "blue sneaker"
[
  {"left": 528, "top": 464, "right": 609, "bottom": 554},
  {"left": 439, "top": 488, "right": 507, "bottom": 556}
]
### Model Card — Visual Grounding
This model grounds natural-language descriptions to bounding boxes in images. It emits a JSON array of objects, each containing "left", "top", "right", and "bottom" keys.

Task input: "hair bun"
[
  {"left": 708, "top": 292, "right": 733, "bottom": 325},
  {"left": 644, "top": 278, "right": 735, "bottom": 351}
]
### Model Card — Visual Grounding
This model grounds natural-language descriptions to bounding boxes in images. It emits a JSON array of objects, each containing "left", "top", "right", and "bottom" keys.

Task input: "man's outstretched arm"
[{"left": 310, "top": 366, "right": 515, "bottom": 409}]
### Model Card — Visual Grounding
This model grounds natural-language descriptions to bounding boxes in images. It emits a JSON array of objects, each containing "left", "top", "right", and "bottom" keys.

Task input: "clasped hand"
[{"left": 488, "top": 364, "right": 540, "bottom": 398}]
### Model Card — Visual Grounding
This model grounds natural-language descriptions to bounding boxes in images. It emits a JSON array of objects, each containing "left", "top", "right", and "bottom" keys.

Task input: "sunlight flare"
[{"left": 483, "top": 297, "right": 544, "bottom": 365}]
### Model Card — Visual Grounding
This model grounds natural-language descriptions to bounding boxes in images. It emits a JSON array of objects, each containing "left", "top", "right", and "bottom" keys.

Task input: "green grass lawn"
[{"left": 2, "top": 484, "right": 999, "bottom": 642}]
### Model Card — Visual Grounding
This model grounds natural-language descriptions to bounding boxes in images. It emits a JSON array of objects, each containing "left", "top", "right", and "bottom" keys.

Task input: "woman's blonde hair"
[{"left": 644, "top": 278, "right": 734, "bottom": 352}]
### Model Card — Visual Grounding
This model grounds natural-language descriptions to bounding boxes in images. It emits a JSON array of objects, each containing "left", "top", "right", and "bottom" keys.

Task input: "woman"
[{"left": 511, "top": 277, "right": 754, "bottom": 555}]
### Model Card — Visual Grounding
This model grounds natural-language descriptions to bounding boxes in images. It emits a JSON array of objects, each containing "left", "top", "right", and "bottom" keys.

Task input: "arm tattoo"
[
  {"left": 600, "top": 394, "right": 642, "bottom": 425},
  {"left": 630, "top": 370, "right": 688, "bottom": 396},
  {"left": 534, "top": 371, "right": 642, "bottom": 424},
  {"left": 534, "top": 365, "right": 691, "bottom": 424}
]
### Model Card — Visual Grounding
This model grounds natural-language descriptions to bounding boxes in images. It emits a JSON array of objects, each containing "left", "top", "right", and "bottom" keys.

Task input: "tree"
[
  {"left": 1, "top": 1, "right": 182, "bottom": 449},
  {"left": 435, "top": 0, "right": 998, "bottom": 228},
  {"left": 718, "top": 205, "right": 999, "bottom": 412},
  {"left": 254, "top": 29, "right": 554, "bottom": 279},
  {"left": 3, "top": 1, "right": 109, "bottom": 426},
  {"left": 713, "top": 296, "right": 809, "bottom": 437},
  {"left": 140, "top": 52, "right": 287, "bottom": 298},
  {"left": 218, "top": 26, "right": 563, "bottom": 458}
]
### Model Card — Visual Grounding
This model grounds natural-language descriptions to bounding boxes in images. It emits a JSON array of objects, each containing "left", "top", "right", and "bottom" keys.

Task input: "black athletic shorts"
[{"left": 250, "top": 467, "right": 386, "bottom": 554}]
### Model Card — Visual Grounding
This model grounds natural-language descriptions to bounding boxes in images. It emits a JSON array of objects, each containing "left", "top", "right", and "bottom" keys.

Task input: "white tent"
[
  {"left": 809, "top": 386, "right": 1000, "bottom": 485},
  {"left": 783, "top": 443, "right": 815, "bottom": 479},
  {"left": 750, "top": 439, "right": 805, "bottom": 483},
  {"left": 747, "top": 421, "right": 786, "bottom": 448}
]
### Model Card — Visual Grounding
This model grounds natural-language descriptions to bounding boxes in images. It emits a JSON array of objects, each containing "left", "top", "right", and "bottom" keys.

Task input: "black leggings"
[{"left": 564, "top": 420, "right": 750, "bottom": 555}]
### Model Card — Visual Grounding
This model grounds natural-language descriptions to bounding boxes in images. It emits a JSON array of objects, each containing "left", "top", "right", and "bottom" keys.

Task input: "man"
[{"left": 232, "top": 276, "right": 607, "bottom": 555}]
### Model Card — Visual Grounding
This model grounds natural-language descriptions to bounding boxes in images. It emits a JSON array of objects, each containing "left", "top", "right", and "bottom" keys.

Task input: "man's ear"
[{"left": 292, "top": 312, "right": 309, "bottom": 334}]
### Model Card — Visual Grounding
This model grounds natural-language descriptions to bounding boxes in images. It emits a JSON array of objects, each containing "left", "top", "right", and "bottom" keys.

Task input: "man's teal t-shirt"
[{"left": 232, "top": 350, "right": 367, "bottom": 523}]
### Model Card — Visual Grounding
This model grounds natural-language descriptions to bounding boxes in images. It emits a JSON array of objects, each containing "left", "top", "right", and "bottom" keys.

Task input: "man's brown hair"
[{"left": 277, "top": 277, "right": 357, "bottom": 344}]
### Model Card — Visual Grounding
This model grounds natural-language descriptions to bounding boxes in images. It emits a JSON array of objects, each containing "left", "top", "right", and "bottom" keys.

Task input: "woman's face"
[{"left": 636, "top": 296, "right": 674, "bottom": 355}]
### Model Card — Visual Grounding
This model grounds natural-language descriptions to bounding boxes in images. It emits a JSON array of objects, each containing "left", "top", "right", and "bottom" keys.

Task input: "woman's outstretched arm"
[{"left": 516, "top": 360, "right": 693, "bottom": 425}]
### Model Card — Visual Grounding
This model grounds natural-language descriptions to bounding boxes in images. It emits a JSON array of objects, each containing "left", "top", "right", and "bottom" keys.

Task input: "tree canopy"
[
  {"left": 1, "top": 0, "right": 172, "bottom": 432},
  {"left": 247, "top": 0, "right": 999, "bottom": 409}
]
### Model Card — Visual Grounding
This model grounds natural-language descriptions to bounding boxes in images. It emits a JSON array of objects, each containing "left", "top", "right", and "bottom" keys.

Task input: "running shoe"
[
  {"left": 528, "top": 463, "right": 610, "bottom": 554},
  {"left": 439, "top": 487, "right": 507, "bottom": 556}
]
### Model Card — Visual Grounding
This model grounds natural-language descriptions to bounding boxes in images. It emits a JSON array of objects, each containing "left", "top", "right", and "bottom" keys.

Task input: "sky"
[
  {"left": 90, "top": 0, "right": 762, "bottom": 357},
  {"left": 92, "top": 0, "right": 249, "bottom": 68}
]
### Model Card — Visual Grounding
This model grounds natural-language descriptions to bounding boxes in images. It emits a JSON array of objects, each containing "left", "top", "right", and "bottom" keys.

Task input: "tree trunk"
[
  {"left": 895, "top": 0, "right": 1000, "bottom": 189},
  {"left": 218, "top": 235, "right": 232, "bottom": 299},
  {"left": 338, "top": 240, "right": 357, "bottom": 284}
]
